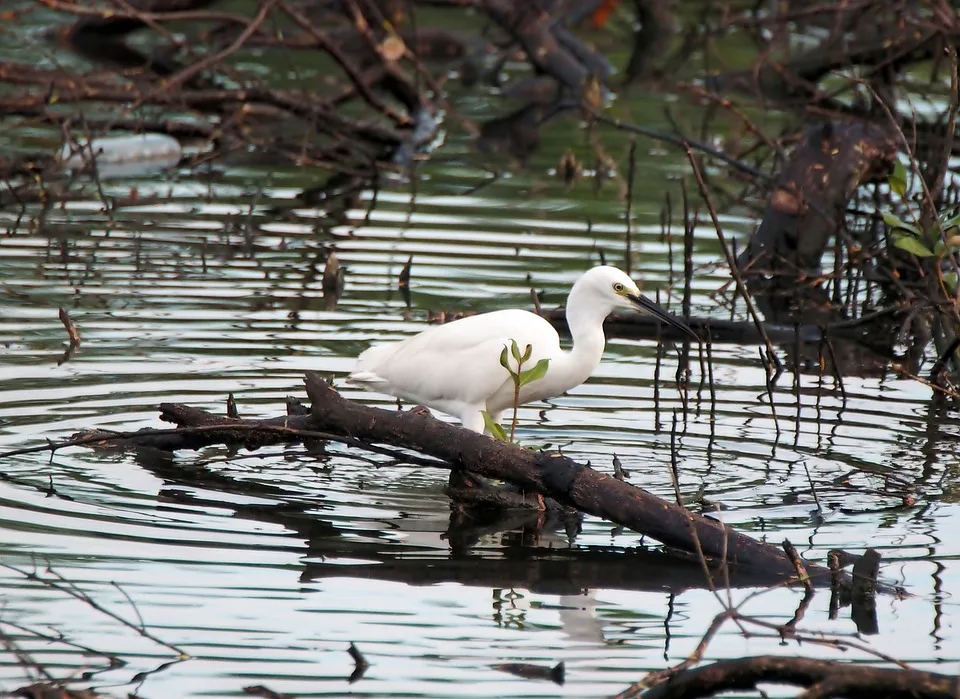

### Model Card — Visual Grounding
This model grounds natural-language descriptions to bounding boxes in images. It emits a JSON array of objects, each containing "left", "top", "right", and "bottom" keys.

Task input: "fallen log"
[
  {"left": 88, "top": 427, "right": 838, "bottom": 595},
  {"left": 626, "top": 655, "right": 959, "bottom": 699},
  {"left": 55, "top": 375, "right": 901, "bottom": 596},
  {"left": 130, "top": 372, "right": 870, "bottom": 588},
  {"left": 298, "top": 374, "right": 823, "bottom": 579}
]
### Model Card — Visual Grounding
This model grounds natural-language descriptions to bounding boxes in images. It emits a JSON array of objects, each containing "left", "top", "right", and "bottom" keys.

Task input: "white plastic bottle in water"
[{"left": 59, "top": 133, "right": 182, "bottom": 178}]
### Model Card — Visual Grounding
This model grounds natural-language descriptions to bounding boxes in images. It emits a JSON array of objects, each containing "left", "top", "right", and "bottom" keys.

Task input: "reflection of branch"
[
  {"left": 685, "top": 148, "right": 782, "bottom": 374},
  {"left": 278, "top": 0, "right": 407, "bottom": 125},
  {"left": 160, "top": 0, "right": 277, "bottom": 91},
  {"left": 0, "top": 626, "right": 58, "bottom": 685},
  {"left": 613, "top": 608, "right": 735, "bottom": 699},
  {"left": 0, "top": 561, "right": 190, "bottom": 696},
  {"left": 1, "top": 563, "right": 189, "bottom": 659},
  {"left": 0, "top": 617, "right": 123, "bottom": 675}
]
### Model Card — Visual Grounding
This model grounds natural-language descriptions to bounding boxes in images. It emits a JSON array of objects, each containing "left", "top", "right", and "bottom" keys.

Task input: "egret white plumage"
[{"left": 348, "top": 265, "right": 697, "bottom": 433}]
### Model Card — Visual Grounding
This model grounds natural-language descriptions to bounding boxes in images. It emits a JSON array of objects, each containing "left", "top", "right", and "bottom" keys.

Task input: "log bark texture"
[
  {"left": 632, "top": 655, "right": 959, "bottom": 699},
  {"left": 737, "top": 122, "right": 897, "bottom": 276}
]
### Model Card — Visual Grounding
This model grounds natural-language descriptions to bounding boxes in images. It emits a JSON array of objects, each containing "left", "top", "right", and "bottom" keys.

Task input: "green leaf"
[
  {"left": 509, "top": 339, "right": 522, "bottom": 365},
  {"left": 892, "top": 232, "right": 935, "bottom": 257},
  {"left": 940, "top": 209, "right": 960, "bottom": 231},
  {"left": 481, "top": 411, "right": 508, "bottom": 441},
  {"left": 882, "top": 211, "right": 922, "bottom": 237},
  {"left": 520, "top": 343, "right": 532, "bottom": 363},
  {"left": 889, "top": 160, "right": 908, "bottom": 198},
  {"left": 518, "top": 358, "right": 550, "bottom": 387},
  {"left": 499, "top": 345, "right": 509, "bottom": 370},
  {"left": 944, "top": 272, "right": 959, "bottom": 295}
]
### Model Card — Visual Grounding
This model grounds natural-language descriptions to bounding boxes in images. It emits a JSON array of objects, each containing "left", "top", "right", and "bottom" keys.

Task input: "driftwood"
[
  {"left": 70, "top": 371, "right": 901, "bottom": 595},
  {"left": 628, "top": 655, "right": 960, "bottom": 699}
]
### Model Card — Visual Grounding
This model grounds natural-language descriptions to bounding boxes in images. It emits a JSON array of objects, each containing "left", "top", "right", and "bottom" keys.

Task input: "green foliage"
[
  {"left": 481, "top": 410, "right": 508, "bottom": 442},
  {"left": 519, "top": 359, "right": 550, "bottom": 387},
  {"left": 881, "top": 210, "right": 921, "bottom": 238},
  {"left": 487, "top": 339, "right": 551, "bottom": 443},
  {"left": 889, "top": 161, "right": 908, "bottom": 198},
  {"left": 891, "top": 231, "right": 934, "bottom": 258},
  {"left": 942, "top": 211, "right": 960, "bottom": 231},
  {"left": 881, "top": 164, "right": 960, "bottom": 270},
  {"left": 945, "top": 272, "right": 959, "bottom": 295}
]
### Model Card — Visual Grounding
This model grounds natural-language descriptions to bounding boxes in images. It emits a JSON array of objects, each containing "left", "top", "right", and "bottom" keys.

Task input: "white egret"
[{"left": 348, "top": 265, "right": 697, "bottom": 433}]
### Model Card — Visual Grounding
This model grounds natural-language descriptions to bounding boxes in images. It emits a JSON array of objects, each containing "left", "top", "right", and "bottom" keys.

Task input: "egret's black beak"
[{"left": 628, "top": 293, "right": 699, "bottom": 341}]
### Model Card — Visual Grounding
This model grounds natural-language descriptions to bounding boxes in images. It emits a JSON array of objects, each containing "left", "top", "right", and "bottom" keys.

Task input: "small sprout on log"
[
  {"left": 612, "top": 453, "right": 630, "bottom": 480},
  {"left": 484, "top": 340, "right": 550, "bottom": 442},
  {"left": 519, "top": 359, "right": 550, "bottom": 386}
]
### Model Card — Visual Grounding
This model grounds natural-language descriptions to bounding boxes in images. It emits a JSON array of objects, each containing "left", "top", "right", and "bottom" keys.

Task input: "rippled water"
[{"left": 3, "top": 9, "right": 960, "bottom": 699}]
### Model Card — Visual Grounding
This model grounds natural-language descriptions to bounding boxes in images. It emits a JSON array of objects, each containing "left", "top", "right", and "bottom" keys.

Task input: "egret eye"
[{"left": 613, "top": 282, "right": 624, "bottom": 293}]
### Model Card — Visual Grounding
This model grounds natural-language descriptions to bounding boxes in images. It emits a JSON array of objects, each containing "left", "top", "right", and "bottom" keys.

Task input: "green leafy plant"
[
  {"left": 882, "top": 160, "right": 960, "bottom": 294},
  {"left": 481, "top": 339, "right": 550, "bottom": 443}
]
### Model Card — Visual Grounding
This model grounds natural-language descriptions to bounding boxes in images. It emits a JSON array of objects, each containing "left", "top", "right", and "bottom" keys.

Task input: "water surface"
[{"left": 1, "top": 7, "right": 959, "bottom": 699}]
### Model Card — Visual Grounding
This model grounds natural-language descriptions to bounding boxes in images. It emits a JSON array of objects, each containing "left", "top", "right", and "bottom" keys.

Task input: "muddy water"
[{"left": 2, "top": 11, "right": 960, "bottom": 699}]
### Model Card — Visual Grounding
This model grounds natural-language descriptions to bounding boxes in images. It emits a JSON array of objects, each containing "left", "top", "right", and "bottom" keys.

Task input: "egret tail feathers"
[{"left": 346, "top": 369, "right": 389, "bottom": 386}]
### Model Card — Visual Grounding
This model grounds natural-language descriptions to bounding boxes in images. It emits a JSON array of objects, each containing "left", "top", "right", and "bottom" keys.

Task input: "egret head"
[{"left": 579, "top": 266, "right": 698, "bottom": 340}]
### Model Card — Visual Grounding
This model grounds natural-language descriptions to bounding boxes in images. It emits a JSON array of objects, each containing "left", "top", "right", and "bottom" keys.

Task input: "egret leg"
[{"left": 461, "top": 409, "right": 486, "bottom": 433}]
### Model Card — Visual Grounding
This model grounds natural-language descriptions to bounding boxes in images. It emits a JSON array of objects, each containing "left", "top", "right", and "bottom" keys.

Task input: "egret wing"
[{"left": 351, "top": 309, "right": 559, "bottom": 408}]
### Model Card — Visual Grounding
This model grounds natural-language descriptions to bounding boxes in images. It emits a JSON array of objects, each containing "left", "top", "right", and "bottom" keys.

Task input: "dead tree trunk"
[{"left": 736, "top": 122, "right": 896, "bottom": 277}]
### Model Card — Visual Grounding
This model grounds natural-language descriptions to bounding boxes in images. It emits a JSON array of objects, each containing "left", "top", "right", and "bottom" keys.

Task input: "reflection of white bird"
[{"left": 349, "top": 266, "right": 697, "bottom": 432}]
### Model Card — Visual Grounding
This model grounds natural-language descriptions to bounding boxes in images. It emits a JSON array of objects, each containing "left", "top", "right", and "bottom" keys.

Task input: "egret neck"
[{"left": 552, "top": 278, "right": 612, "bottom": 392}]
